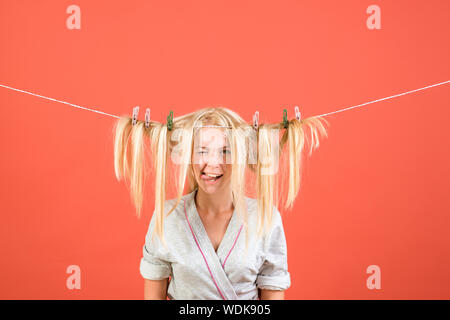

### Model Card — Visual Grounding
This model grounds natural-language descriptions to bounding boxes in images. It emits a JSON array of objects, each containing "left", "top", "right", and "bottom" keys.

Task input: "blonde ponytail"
[
  {"left": 281, "top": 116, "right": 329, "bottom": 210},
  {"left": 255, "top": 124, "right": 278, "bottom": 236},
  {"left": 152, "top": 123, "right": 169, "bottom": 244},
  {"left": 113, "top": 117, "right": 133, "bottom": 182}
]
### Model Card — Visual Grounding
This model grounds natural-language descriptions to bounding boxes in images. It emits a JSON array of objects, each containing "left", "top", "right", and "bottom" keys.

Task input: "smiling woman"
[
  {"left": 112, "top": 107, "right": 328, "bottom": 300},
  {"left": 193, "top": 129, "right": 231, "bottom": 189}
]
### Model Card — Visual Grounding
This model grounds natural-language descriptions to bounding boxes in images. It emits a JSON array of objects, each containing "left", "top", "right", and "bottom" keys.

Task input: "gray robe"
[{"left": 139, "top": 188, "right": 291, "bottom": 300}]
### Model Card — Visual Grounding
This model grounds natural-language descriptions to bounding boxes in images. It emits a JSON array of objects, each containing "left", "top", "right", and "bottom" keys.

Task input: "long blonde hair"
[{"left": 113, "top": 106, "right": 328, "bottom": 243}]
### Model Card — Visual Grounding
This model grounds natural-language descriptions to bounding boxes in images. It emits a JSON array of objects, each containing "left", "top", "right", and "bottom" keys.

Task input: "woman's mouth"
[{"left": 201, "top": 172, "right": 223, "bottom": 184}]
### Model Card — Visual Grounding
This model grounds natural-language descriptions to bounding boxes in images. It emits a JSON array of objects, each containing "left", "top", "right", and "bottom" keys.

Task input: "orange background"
[{"left": 0, "top": 0, "right": 449, "bottom": 299}]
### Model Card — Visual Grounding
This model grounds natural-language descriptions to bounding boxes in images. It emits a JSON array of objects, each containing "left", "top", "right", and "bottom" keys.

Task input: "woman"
[{"left": 113, "top": 107, "right": 328, "bottom": 299}]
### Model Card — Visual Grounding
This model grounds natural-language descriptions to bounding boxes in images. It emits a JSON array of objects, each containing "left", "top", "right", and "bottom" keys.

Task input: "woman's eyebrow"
[{"left": 195, "top": 146, "right": 230, "bottom": 149}]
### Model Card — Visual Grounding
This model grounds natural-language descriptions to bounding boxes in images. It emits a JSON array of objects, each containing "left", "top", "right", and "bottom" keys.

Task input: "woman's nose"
[{"left": 204, "top": 150, "right": 223, "bottom": 165}]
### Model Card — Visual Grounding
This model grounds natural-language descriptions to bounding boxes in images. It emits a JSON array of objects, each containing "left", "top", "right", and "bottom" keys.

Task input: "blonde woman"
[{"left": 113, "top": 107, "right": 328, "bottom": 300}]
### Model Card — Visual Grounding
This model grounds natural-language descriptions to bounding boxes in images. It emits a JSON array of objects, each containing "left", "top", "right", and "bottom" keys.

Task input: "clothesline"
[{"left": 0, "top": 80, "right": 449, "bottom": 121}]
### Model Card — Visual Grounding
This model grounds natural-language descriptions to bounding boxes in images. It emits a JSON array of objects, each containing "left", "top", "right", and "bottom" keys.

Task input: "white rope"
[
  {"left": 314, "top": 80, "right": 450, "bottom": 118},
  {"left": 1, "top": 80, "right": 449, "bottom": 121},
  {"left": 0, "top": 83, "right": 120, "bottom": 119}
]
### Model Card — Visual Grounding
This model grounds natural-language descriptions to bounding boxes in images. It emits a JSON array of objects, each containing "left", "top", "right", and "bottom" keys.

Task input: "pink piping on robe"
[
  {"left": 222, "top": 225, "right": 243, "bottom": 269},
  {"left": 184, "top": 198, "right": 227, "bottom": 300}
]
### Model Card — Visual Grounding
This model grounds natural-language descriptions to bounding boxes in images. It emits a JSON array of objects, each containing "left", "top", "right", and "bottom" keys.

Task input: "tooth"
[{"left": 206, "top": 173, "right": 219, "bottom": 177}]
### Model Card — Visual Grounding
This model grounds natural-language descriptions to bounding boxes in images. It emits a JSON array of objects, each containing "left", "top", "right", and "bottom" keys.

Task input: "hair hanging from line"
[{"left": 112, "top": 106, "right": 329, "bottom": 244}]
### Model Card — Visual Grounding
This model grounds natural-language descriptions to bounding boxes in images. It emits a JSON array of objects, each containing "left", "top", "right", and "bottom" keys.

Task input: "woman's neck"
[{"left": 194, "top": 187, "right": 234, "bottom": 216}]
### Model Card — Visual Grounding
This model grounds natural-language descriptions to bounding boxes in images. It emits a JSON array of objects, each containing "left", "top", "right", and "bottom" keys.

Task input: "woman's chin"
[
  {"left": 200, "top": 183, "right": 221, "bottom": 193},
  {"left": 199, "top": 178, "right": 228, "bottom": 193}
]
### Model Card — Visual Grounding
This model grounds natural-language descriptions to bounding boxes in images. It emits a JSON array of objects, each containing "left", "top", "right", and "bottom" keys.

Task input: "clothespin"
[
  {"left": 145, "top": 108, "right": 151, "bottom": 128},
  {"left": 294, "top": 106, "right": 301, "bottom": 121},
  {"left": 282, "top": 109, "right": 288, "bottom": 129},
  {"left": 167, "top": 110, "right": 173, "bottom": 131},
  {"left": 132, "top": 106, "right": 139, "bottom": 126},
  {"left": 253, "top": 111, "right": 259, "bottom": 130}
]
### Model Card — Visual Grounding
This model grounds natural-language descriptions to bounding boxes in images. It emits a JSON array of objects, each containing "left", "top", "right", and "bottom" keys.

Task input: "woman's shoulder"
[
  {"left": 244, "top": 196, "right": 281, "bottom": 218},
  {"left": 244, "top": 196, "right": 257, "bottom": 214},
  {"left": 163, "top": 192, "right": 192, "bottom": 221}
]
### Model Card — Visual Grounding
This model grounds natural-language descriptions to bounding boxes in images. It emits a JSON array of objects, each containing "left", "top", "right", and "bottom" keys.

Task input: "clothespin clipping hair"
[
  {"left": 132, "top": 106, "right": 139, "bottom": 126},
  {"left": 145, "top": 108, "right": 151, "bottom": 128},
  {"left": 167, "top": 110, "right": 174, "bottom": 131},
  {"left": 294, "top": 106, "right": 301, "bottom": 121},
  {"left": 283, "top": 109, "right": 288, "bottom": 129},
  {"left": 253, "top": 111, "right": 259, "bottom": 130}
]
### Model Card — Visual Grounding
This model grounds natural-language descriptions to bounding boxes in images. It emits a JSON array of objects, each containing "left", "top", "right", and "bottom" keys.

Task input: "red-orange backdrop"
[{"left": 0, "top": 0, "right": 449, "bottom": 299}]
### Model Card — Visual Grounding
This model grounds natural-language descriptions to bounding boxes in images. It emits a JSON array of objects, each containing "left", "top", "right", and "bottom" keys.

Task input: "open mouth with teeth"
[{"left": 201, "top": 172, "right": 224, "bottom": 182}]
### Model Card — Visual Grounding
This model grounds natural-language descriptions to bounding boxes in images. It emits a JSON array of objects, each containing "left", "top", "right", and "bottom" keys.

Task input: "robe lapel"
[
  {"left": 184, "top": 190, "right": 241, "bottom": 300},
  {"left": 215, "top": 205, "right": 243, "bottom": 269}
]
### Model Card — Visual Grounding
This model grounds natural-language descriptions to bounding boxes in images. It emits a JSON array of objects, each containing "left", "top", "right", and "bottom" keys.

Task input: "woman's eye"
[{"left": 196, "top": 150, "right": 229, "bottom": 155}]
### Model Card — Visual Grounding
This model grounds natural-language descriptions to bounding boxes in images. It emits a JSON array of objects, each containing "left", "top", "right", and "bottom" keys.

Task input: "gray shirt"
[{"left": 139, "top": 188, "right": 291, "bottom": 300}]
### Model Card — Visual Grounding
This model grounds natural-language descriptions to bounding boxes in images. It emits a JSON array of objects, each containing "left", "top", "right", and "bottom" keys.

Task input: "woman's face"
[{"left": 191, "top": 127, "right": 232, "bottom": 194}]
